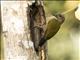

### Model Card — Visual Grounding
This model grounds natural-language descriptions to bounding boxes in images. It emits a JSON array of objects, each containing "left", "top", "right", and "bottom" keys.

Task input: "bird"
[{"left": 39, "top": 14, "right": 65, "bottom": 47}]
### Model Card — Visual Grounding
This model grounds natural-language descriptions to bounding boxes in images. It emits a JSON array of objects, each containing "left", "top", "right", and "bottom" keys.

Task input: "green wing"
[{"left": 45, "top": 19, "right": 60, "bottom": 40}]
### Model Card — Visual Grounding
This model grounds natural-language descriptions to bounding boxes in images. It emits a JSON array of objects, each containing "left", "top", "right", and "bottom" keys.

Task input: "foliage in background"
[{"left": 44, "top": 1, "right": 80, "bottom": 60}]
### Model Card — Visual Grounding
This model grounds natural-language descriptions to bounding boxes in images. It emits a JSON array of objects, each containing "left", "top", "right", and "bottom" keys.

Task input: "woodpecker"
[{"left": 39, "top": 14, "right": 65, "bottom": 47}]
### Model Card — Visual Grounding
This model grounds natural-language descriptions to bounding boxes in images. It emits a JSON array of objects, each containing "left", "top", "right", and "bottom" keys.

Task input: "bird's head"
[{"left": 55, "top": 14, "right": 65, "bottom": 24}]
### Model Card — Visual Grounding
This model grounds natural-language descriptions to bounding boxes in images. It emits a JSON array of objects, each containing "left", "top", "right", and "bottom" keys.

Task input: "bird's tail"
[{"left": 39, "top": 37, "right": 46, "bottom": 47}]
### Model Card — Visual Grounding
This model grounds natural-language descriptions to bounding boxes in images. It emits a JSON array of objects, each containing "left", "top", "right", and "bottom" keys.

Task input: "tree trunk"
[{"left": 1, "top": 1, "right": 47, "bottom": 60}]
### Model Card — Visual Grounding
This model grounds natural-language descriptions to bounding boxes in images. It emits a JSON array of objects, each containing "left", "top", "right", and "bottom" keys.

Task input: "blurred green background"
[{"left": 44, "top": 1, "right": 80, "bottom": 60}]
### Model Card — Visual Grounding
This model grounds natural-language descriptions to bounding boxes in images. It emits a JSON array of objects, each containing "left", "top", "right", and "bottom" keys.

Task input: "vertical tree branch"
[{"left": 1, "top": 1, "right": 47, "bottom": 60}]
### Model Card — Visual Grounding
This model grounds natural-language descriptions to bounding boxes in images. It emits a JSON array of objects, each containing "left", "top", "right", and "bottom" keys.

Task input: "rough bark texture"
[
  {"left": 1, "top": 1, "right": 47, "bottom": 60},
  {"left": 27, "top": 1, "right": 47, "bottom": 60}
]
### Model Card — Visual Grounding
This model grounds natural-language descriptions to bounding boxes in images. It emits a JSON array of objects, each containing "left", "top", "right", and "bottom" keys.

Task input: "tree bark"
[{"left": 1, "top": 1, "right": 47, "bottom": 60}]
